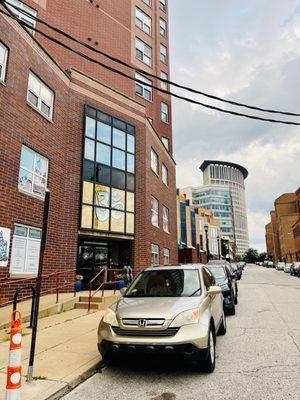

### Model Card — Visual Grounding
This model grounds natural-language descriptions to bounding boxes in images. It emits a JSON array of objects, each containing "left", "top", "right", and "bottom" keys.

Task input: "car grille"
[
  {"left": 122, "top": 319, "right": 165, "bottom": 327},
  {"left": 112, "top": 327, "right": 180, "bottom": 337}
]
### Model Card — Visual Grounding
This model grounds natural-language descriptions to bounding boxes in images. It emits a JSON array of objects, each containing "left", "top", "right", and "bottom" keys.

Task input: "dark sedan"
[
  {"left": 206, "top": 264, "right": 238, "bottom": 316},
  {"left": 290, "top": 262, "right": 300, "bottom": 277}
]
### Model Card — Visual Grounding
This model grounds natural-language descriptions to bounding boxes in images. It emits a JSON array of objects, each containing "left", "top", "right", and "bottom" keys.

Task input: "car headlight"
[
  {"left": 103, "top": 308, "right": 119, "bottom": 327},
  {"left": 169, "top": 309, "right": 200, "bottom": 327}
]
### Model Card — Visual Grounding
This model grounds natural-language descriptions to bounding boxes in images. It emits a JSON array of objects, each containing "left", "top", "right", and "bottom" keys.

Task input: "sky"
[{"left": 169, "top": 0, "right": 300, "bottom": 252}]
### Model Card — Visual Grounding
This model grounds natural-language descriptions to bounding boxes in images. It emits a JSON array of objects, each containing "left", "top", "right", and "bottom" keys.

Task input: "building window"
[
  {"left": 151, "top": 244, "right": 159, "bottom": 265},
  {"left": 162, "top": 164, "right": 168, "bottom": 186},
  {"left": 160, "top": 44, "right": 167, "bottom": 64},
  {"left": 81, "top": 107, "right": 136, "bottom": 235},
  {"left": 162, "top": 136, "right": 169, "bottom": 150},
  {"left": 18, "top": 145, "right": 48, "bottom": 197},
  {"left": 27, "top": 72, "right": 54, "bottom": 119},
  {"left": 136, "top": 7, "right": 152, "bottom": 35},
  {"left": 161, "top": 102, "right": 169, "bottom": 123},
  {"left": 163, "top": 248, "right": 170, "bottom": 265},
  {"left": 159, "top": 0, "right": 167, "bottom": 12},
  {"left": 160, "top": 18, "right": 167, "bottom": 37},
  {"left": 142, "top": 0, "right": 152, "bottom": 7},
  {"left": 151, "top": 148, "right": 158, "bottom": 174},
  {"left": 151, "top": 196, "right": 159, "bottom": 227},
  {"left": 136, "top": 38, "right": 152, "bottom": 66},
  {"left": 135, "top": 73, "right": 152, "bottom": 101},
  {"left": 7, "top": 0, "right": 37, "bottom": 35},
  {"left": 163, "top": 206, "right": 169, "bottom": 232},
  {"left": 160, "top": 71, "right": 168, "bottom": 91},
  {"left": 9, "top": 224, "right": 42, "bottom": 275},
  {"left": 0, "top": 43, "right": 8, "bottom": 82}
]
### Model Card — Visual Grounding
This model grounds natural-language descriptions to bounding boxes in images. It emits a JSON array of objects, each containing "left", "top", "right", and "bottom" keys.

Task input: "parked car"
[
  {"left": 206, "top": 264, "right": 237, "bottom": 315},
  {"left": 275, "top": 262, "right": 285, "bottom": 271},
  {"left": 238, "top": 261, "right": 246, "bottom": 269},
  {"left": 266, "top": 261, "right": 274, "bottom": 268},
  {"left": 98, "top": 264, "right": 225, "bottom": 372},
  {"left": 230, "top": 263, "right": 242, "bottom": 280},
  {"left": 290, "top": 262, "right": 300, "bottom": 276},
  {"left": 284, "top": 263, "right": 292, "bottom": 273}
]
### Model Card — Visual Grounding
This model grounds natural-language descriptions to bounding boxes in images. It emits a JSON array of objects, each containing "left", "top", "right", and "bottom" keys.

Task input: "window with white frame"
[
  {"left": 151, "top": 148, "right": 158, "bottom": 174},
  {"left": 136, "top": 38, "right": 152, "bottom": 66},
  {"left": 162, "top": 164, "right": 168, "bottom": 186},
  {"left": 160, "top": 18, "right": 167, "bottom": 37},
  {"left": 161, "top": 102, "right": 169, "bottom": 123},
  {"left": 162, "top": 136, "right": 169, "bottom": 150},
  {"left": 142, "top": 0, "right": 152, "bottom": 7},
  {"left": 160, "top": 71, "right": 168, "bottom": 91},
  {"left": 160, "top": 44, "right": 167, "bottom": 64},
  {"left": 163, "top": 248, "right": 170, "bottom": 265},
  {"left": 136, "top": 7, "right": 152, "bottom": 35},
  {"left": 18, "top": 145, "right": 48, "bottom": 197},
  {"left": 135, "top": 73, "right": 152, "bottom": 101},
  {"left": 7, "top": 0, "right": 37, "bottom": 35},
  {"left": 27, "top": 72, "right": 54, "bottom": 119},
  {"left": 9, "top": 224, "right": 42, "bottom": 274},
  {"left": 159, "top": 0, "right": 166, "bottom": 12},
  {"left": 151, "top": 244, "right": 159, "bottom": 266},
  {"left": 0, "top": 43, "right": 8, "bottom": 82},
  {"left": 163, "top": 206, "right": 169, "bottom": 232},
  {"left": 151, "top": 196, "right": 159, "bottom": 227}
]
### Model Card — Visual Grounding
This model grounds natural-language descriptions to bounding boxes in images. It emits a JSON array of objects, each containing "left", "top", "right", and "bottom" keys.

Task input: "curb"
[{"left": 45, "top": 362, "right": 101, "bottom": 400}]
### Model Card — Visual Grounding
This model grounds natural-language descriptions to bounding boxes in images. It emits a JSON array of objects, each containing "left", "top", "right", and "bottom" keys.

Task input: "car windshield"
[
  {"left": 231, "top": 264, "right": 238, "bottom": 271},
  {"left": 125, "top": 269, "right": 201, "bottom": 297},
  {"left": 206, "top": 265, "right": 226, "bottom": 279}
]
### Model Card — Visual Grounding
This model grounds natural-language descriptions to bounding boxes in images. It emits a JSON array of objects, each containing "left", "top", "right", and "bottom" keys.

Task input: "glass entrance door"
[{"left": 78, "top": 242, "right": 109, "bottom": 288}]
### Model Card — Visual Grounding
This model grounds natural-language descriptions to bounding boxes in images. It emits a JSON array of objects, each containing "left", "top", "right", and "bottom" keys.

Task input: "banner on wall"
[{"left": 0, "top": 227, "right": 11, "bottom": 267}]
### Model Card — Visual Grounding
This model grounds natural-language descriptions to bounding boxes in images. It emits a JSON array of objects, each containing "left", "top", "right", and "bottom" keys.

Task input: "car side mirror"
[
  {"left": 208, "top": 286, "right": 221, "bottom": 295},
  {"left": 120, "top": 287, "right": 127, "bottom": 296}
]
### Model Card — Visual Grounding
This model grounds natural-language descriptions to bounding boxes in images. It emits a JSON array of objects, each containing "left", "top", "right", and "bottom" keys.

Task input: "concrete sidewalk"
[{"left": 0, "top": 307, "right": 105, "bottom": 399}]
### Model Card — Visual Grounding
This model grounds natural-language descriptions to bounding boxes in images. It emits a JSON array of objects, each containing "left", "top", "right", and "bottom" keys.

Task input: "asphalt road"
[{"left": 62, "top": 265, "right": 300, "bottom": 400}]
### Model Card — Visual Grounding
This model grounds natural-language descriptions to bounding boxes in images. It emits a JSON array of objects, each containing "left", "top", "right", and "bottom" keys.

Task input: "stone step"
[{"left": 74, "top": 302, "right": 100, "bottom": 310}]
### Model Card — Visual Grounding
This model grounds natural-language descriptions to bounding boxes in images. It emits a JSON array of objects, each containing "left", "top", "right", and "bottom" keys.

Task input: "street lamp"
[{"left": 204, "top": 224, "right": 210, "bottom": 262}]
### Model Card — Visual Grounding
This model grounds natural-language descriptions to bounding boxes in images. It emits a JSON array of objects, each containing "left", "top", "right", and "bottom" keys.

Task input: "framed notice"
[
  {"left": 0, "top": 227, "right": 11, "bottom": 267},
  {"left": 9, "top": 224, "right": 41, "bottom": 275}
]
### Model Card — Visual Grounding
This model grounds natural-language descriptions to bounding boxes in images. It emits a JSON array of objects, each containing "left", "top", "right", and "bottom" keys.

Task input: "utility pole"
[{"left": 230, "top": 192, "right": 237, "bottom": 262}]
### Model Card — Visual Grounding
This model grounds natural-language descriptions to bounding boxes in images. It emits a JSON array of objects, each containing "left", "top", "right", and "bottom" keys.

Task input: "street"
[{"left": 62, "top": 265, "right": 300, "bottom": 400}]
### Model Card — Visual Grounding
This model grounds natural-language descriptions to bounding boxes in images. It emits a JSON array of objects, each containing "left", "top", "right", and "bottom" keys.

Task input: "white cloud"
[{"left": 170, "top": 0, "right": 300, "bottom": 250}]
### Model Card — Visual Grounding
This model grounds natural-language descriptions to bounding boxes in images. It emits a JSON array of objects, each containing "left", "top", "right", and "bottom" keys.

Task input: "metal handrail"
[
  {"left": 88, "top": 268, "right": 123, "bottom": 312},
  {"left": 0, "top": 268, "right": 76, "bottom": 307}
]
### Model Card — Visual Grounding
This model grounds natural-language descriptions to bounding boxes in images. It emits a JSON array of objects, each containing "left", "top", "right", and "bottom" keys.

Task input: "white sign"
[
  {"left": 9, "top": 224, "right": 41, "bottom": 275},
  {"left": 0, "top": 227, "right": 11, "bottom": 267}
]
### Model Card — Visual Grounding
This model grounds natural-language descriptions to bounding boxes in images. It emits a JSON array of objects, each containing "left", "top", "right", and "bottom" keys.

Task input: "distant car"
[
  {"left": 284, "top": 263, "right": 292, "bottom": 273},
  {"left": 98, "top": 264, "right": 225, "bottom": 372},
  {"left": 206, "top": 264, "right": 238, "bottom": 316},
  {"left": 290, "top": 262, "right": 300, "bottom": 276},
  {"left": 267, "top": 261, "right": 274, "bottom": 268},
  {"left": 276, "top": 262, "right": 285, "bottom": 271},
  {"left": 238, "top": 261, "right": 246, "bottom": 269}
]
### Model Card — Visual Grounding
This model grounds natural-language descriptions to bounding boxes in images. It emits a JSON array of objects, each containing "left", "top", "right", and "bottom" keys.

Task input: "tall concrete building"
[
  {"left": 0, "top": 0, "right": 178, "bottom": 302},
  {"left": 180, "top": 160, "right": 250, "bottom": 256}
]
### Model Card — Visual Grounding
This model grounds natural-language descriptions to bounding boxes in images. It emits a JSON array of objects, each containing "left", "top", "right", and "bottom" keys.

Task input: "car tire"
[
  {"left": 228, "top": 298, "right": 236, "bottom": 315},
  {"left": 234, "top": 294, "right": 238, "bottom": 305},
  {"left": 218, "top": 311, "right": 227, "bottom": 336},
  {"left": 202, "top": 326, "right": 216, "bottom": 373}
]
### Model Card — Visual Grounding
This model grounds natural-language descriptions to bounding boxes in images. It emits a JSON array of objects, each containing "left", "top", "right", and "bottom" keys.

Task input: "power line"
[
  {"left": 1, "top": 8, "right": 300, "bottom": 126},
  {"left": 2, "top": 0, "right": 300, "bottom": 118}
]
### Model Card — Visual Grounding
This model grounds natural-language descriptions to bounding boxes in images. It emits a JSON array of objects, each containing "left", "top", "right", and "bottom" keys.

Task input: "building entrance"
[{"left": 77, "top": 239, "right": 132, "bottom": 288}]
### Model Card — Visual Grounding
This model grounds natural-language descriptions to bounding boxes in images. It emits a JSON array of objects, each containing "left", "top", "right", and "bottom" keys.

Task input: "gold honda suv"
[{"left": 98, "top": 264, "right": 226, "bottom": 372}]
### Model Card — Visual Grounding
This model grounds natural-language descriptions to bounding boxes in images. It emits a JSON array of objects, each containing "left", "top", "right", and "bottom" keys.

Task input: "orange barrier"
[{"left": 6, "top": 311, "right": 22, "bottom": 400}]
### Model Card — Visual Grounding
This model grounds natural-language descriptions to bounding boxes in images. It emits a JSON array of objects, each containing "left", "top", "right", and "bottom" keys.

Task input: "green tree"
[
  {"left": 258, "top": 252, "right": 267, "bottom": 262},
  {"left": 243, "top": 248, "right": 259, "bottom": 263}
]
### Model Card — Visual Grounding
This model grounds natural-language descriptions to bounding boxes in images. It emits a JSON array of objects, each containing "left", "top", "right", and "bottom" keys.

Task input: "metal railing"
[
  {"left": 88, "top": 268, "right": 123, "bottom": 312},
  {"left": 0, "top": 268, "right": 77, "bottom": 308}
]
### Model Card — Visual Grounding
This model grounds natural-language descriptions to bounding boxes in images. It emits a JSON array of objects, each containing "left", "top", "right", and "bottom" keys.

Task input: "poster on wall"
[{"left": 0, "top": 227, "right": 11, "bottom": 267}]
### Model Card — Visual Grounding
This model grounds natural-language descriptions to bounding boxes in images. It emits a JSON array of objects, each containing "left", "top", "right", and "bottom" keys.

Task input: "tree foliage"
[{"left": 243, "top": 248, "right": 259, "bottom": 263}]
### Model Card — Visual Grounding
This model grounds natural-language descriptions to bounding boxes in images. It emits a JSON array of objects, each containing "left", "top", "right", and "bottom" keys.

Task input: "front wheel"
[
  {"left": 218, "top": 311, "right": 227, "bottom": 335},
  {"left": 202, "top": 328, "right": 216, "bottom": 373}
]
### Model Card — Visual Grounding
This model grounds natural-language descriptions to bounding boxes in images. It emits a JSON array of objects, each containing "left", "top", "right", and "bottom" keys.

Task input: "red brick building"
[{"left": 0, "top": 0, "right": 177, "bottom": 302}]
